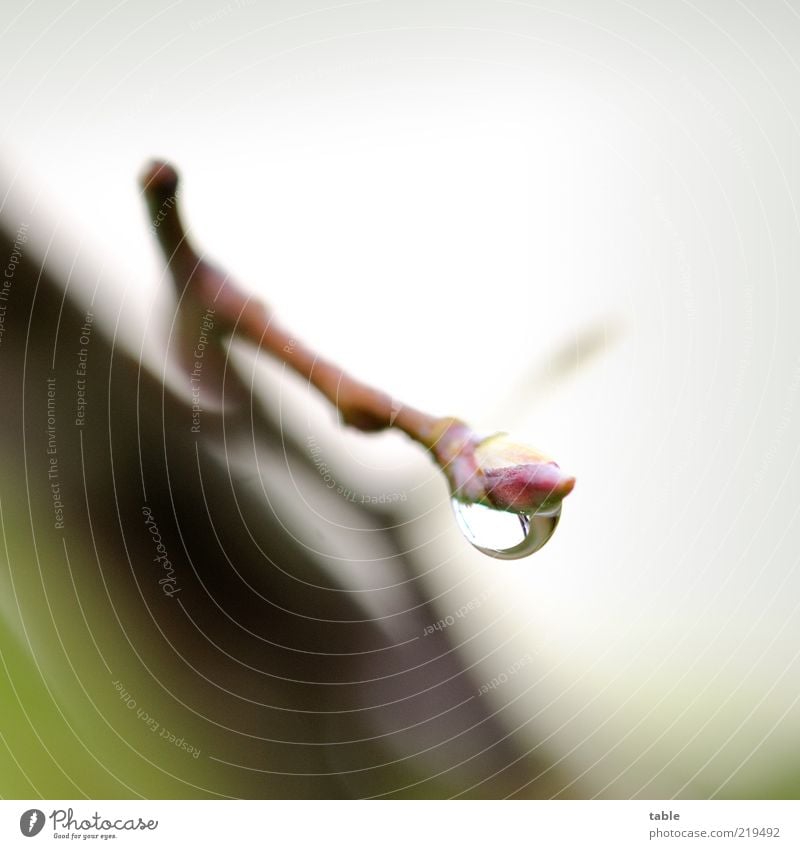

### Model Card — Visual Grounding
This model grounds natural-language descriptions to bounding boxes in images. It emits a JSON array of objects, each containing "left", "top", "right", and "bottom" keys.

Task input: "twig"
[{"left": 139, "top": 160, "right": 575, "bottom": 514}]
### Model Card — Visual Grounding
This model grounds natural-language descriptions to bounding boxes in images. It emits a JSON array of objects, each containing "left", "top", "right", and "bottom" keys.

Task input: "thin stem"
[
  {"left": 139, "top": 160, "right": 575, "bottom": 515},
  {"left": 139, "top": 160, "right": 466, "bottom": 461}
]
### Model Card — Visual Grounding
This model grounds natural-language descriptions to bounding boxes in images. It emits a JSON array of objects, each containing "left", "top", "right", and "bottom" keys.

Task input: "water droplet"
[{"left": 451, "top": 499, "right": 561, "bottom": 560}]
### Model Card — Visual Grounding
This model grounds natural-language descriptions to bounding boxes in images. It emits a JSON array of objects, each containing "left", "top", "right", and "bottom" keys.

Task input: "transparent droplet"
[{"left": 451, "top": 499, "right": 561, "bottom": 560}]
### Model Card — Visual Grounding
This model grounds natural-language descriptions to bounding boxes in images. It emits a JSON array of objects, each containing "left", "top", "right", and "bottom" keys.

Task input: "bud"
[{"left": 473, "top": 434, "right": 576, "bottom": 514}]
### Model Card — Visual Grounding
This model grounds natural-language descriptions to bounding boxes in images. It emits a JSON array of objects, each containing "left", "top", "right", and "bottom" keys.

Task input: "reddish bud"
[{"left": 473, "top": 435, "right": 576, "bottom": 514}]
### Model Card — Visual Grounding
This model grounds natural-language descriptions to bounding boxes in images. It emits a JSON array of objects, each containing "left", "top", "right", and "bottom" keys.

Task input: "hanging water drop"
[{"left": 451, "top": 498, "right": 561, "bottom": 560}]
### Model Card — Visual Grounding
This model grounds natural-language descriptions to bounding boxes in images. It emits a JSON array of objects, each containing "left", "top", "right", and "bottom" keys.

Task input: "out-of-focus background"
[{"left": 1, "top": 0, "right": 799, "bottom": 799}]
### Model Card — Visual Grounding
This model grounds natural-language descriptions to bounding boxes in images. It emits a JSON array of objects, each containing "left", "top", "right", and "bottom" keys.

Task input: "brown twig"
[{"left": 139, "top": 160, "right": 575, "bottom": 514}]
